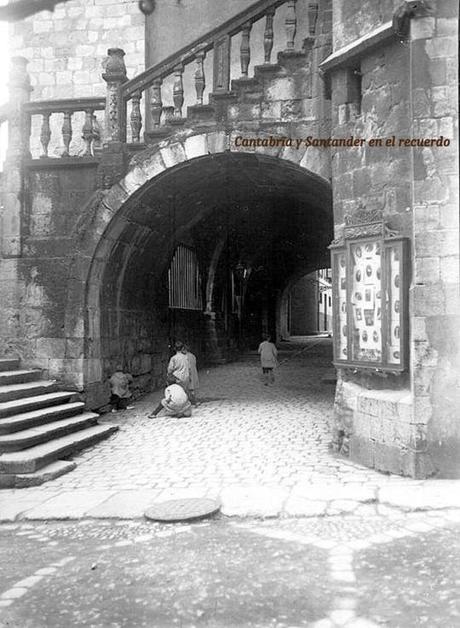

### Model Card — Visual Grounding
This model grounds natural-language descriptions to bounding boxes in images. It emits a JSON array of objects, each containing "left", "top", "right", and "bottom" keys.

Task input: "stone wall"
[
  {"left": 409, "top": 3, "right": 460, "bottom": 477},
  {"left": 330, "top": 0, "right": 459, "bottom": 478},
  {"left": 9, "top": 0, "right": 145, "bottom": 100},
  {"left": 290, "top": 274, "right": 319, "bottom": 335}
]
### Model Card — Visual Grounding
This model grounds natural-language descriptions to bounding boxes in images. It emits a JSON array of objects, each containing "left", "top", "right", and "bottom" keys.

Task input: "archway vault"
[{"left": 65, "top": 130, "right": 333, "bottom": 407}]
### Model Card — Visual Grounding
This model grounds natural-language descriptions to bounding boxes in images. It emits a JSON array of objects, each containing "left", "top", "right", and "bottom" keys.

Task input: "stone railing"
[
  {"left": 23, "top": 98, "right": 105, "bottom": 159},
  {"left": 1, "top": 0, "right": 318, "bottom": 178},
  {"left": 101, "top": 0, "right": 319, "bottom": 144}
]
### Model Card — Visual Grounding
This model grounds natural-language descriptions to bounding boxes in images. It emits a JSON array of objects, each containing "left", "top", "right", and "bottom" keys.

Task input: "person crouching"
[{"left": 148, "top": 380, "right": 192, "bottom": 419}]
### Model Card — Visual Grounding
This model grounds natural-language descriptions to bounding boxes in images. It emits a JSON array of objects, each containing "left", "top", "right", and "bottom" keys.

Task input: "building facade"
[{"left": 1, "top": 0, "right": 458, "bottom": 478}]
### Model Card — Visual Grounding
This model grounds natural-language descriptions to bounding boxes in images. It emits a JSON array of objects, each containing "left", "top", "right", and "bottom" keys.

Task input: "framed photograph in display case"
[{"left": 331, "top": 227, "right": 409, "bottom": 373}]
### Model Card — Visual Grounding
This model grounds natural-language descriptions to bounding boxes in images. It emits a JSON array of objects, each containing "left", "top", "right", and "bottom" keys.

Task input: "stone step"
[
  {"left": 0, "top": 402, "right": 86, "bottom": 435},
  {"left": 277, "top": 49, "right": 307, "bottom": 70},
  {"left": 0, "top": 460, "right": 77, "bottom": 489},
  {"left": 0, "top": 391, "right": 76, "bottom": 419},
  {"left": 0, "top": 412, "right": 98, "bottom": 453},
  {"left": 186, "top": 104, "right": 216, "bottom": 125},
  {"left": 0, "top": 423, "right": 118, "bottom": 474},
  {"left": 0, "top": 369, "right": 42, "bottom": 386},
  {"left": 0, "top": 381, "right": 58, "bottom": 403},
  {"left": 231, "top": 77, "right": 262, "bottom": 92},
  {"left": 254, "top": 63, "right": 284, "bottom": 81},
  {"left": 0, "top": 359, "right": 20, "bottom": 372}
]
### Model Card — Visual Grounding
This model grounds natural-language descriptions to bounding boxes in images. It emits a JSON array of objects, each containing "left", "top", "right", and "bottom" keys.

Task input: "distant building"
[{"left": 286, "top": 269, "right": 332, "bottom": 336}]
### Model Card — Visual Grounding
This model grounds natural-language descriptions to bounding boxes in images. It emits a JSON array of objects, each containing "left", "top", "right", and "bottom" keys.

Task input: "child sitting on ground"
[
  {"left": 148, "top": 381, "right": 192, "bottom": 419},
  {"left": 109, "top": 365, "right": 134, "bottom": 412}
]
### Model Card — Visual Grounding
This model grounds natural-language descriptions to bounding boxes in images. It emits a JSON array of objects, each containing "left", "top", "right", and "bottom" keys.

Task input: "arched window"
[{"left": 168, "top": 245, "right": 202, "bottom": 310}]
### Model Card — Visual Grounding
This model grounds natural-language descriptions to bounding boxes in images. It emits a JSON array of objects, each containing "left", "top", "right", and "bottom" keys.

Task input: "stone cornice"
[{"left": 319, "top": 21, "right": 396, "bottom": 74}]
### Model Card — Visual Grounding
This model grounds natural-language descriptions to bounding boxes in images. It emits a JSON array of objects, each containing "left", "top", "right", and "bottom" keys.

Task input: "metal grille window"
[{"left": 168, "top": 245, "right": 202, "bottom": 310}]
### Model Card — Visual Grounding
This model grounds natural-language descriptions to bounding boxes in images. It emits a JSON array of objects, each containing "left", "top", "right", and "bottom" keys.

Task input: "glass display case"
[{"left": 331, "top": 234, "right": 408, "bottom": 372}]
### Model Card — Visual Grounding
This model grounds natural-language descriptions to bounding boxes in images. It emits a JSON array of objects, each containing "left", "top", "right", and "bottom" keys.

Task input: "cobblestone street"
[
  {"left": 1, "top": 513, "right": 460, "bottom": 627},
  {"left": 1, "top": 338, "right": 460, "bottom": 626},
  {"left": 2, "top": 337, "right": 460, "bottom": 521}
]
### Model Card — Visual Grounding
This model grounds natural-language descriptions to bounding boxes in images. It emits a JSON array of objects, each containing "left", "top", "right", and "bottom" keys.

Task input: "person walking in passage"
[
  {"left": 167, "top": 341, "right": 190, "bottom": 392},
  {"left": 184, "top": 344, "right": 199, "bottom": 405},
  {"left": 148, "top": 382, "right": 192, "bottom": 418},
  {"left": 258, "top": 334, "right": 278, "bottom": 385},
  {"left": 109, "top": 365, "right": 134, "bottom": 411}
]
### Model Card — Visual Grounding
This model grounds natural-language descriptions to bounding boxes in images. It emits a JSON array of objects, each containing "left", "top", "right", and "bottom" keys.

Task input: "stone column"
[
  {"left": 1, "top": 56, "right": 32, "bottom": 258},
  {"left": 98, "top": 48, "right": 129, "bottom": 189}
]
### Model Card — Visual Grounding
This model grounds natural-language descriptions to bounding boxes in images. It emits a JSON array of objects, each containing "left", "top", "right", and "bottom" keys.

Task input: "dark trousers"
[{"left": 110, "top": 394, "right": 129, "bottom": 410}]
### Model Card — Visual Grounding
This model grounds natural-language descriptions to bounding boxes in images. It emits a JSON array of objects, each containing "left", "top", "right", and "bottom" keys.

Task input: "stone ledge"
[{"left": 2, "top": 479, "right": 460, "bottom": 521}]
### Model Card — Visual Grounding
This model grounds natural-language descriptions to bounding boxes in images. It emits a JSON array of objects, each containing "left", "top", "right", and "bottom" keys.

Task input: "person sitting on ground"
[
  {"left": 148, "top": 382, "right": 192, "bottom": 418},
  {"left": 109, "top": 365, "right": 134, "bottom": 411},
  {"left": 167, "top": 341, "right": 191, "bottom": 392},
  {"left": 258, "top": 333, "right": 278, "bottom": 386},
  {"left": 184, "top": 344, "right": 199, "bottom": 405}
]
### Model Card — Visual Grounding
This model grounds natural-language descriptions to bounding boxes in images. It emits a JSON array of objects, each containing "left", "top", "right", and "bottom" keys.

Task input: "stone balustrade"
[
  {"left": 23, "top": 98, "right": 105, "bottom": 159},
  {"left": 1, "top": 0, "right": 319, "bottom": 164},
  {"left": 116, "top": 0, "right": 318, "bottom": 143}
]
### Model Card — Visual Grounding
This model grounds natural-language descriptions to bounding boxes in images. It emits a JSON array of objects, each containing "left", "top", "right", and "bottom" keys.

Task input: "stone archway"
[{"left": 64, "top": 130, "right": 333, "bottom": 407}]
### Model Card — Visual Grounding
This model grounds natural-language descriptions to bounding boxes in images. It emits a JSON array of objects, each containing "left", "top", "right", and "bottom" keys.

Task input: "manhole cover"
[{"left": 144, "top": 498, "right": 221, "bottom": 522}]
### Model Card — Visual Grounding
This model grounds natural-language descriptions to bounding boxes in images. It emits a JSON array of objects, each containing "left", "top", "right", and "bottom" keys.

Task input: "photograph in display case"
[{"left": 331, "top": 235, "right": 408, "bottom": 372}]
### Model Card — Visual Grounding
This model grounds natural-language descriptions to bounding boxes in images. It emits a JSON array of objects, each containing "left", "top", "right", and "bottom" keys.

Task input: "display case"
[{"left": 331, "top": 224, "right": 409, "bottom": 372}]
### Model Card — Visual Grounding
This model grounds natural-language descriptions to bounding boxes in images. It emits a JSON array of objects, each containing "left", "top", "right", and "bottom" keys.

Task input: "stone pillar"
[
  {"left": 409, "top": 9, "right": 460, "bottom": 477},
  {"left": 1, "top": 56, "right": 32, "bottom": 258},
  {"left": 98, "top": 48, "right": 129, "bottom": 189}
]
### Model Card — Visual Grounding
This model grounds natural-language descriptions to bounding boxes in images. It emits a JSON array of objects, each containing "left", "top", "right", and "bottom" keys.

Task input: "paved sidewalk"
[{"left": 1, "top": 338, "right": 460, "bottom": 521}]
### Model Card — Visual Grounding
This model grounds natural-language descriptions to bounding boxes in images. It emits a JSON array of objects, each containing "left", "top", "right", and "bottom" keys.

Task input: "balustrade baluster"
[
  {"left": 162, "top": 106, "right": 174, "bottom": 126},
  {"left": 213, "top": 35, "right": 230, "bottom": 92},
  {"left": 39, "top": 113, "right": 51, "bottom": 158},
  {"left": 173, "top": 64, "right": 184, "bottom": 118},
  {"left": 61, "top": 111, "right": 72, "bottom": 157},
  {"left": 308, "top": 3, "right": 319, "bottom": 35},
  {"left": 264, "top": 8, "right": 275, "bottom": 64},
  {"left": 23, "top": 112, "right": 32, "bottom": 160},
  {"left": 82, "top": 109, "right": 94, "bottom": 156},
  {"left": 150, "top": 78, "right": 163, "bottom": 127},
  {"left": 194, "top": 51, "right": 206, "bottom": 105},
  {"left": 130, "top": 91, "right": 142, "bottom": 142},
  {"left": 240, "top": 22, "right": 252, "bottom": 77},
  {"left": 285, "top": 0, "right": 297, "bottom": 51}
]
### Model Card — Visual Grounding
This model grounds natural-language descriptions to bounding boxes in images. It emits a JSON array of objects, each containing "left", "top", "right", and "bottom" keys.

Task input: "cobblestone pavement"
[
  {"left": 1, "top": 337, "right": 460, "bottom": 520},
  {"left": 0, "top": 512, "right": 459, "bottom": 627}
]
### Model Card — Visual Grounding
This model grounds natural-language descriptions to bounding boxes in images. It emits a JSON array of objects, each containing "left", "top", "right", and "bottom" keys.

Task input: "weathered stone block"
[
  {"left": 357, "top": 396, "right": 379, "bottom": 417},
  {"left": 412, "top": 283, "right": 445, "bottom": 317},
  {"left": 36, "top": 337, "right": 66, "bottom": 359},
  {"left": 183, "top": 134, "right": 207, "bottom": 160},
  {"left": 415, "top": 229, "right": 458, "bottom": 257},
  {"left": 411, "top": 17, "right": 435, "bottom": 40},
  {"left": 413, "top": 396, "right": 433, "bottom": 423},
  {"left": 415, "top": 257, "right": 440, "bottom": 283},
  {"left": 349, "top": 435, "right": 374, "bottom": 469},
  {"left": 425, "top": 36, "right": 457, "bottom": 59},
  {"left": 440, "top": 204, "right": 459, "bottom": 229},
  {"left": 445, "top": 284, "right": 460, "bottom": 316},
  {"left": 414, "top": 365, "right": 436, "bottom": 396},
  {"left": 440, "top": 256, "right": 459, "bottom": 284},
  {"left": 160, "top": 142, "right": 187, "bottom": 169},
  {"left": 413, "top": 316, "right": 428, "bottom": 342}
]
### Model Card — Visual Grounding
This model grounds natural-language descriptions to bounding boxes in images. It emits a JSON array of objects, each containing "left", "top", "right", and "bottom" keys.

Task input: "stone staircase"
[
  {"left": 131, "top": 49, "right": 311, "bottom": 150},
  {"left": 0, "top": 358, "right": 118, "bottom": 488}
]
